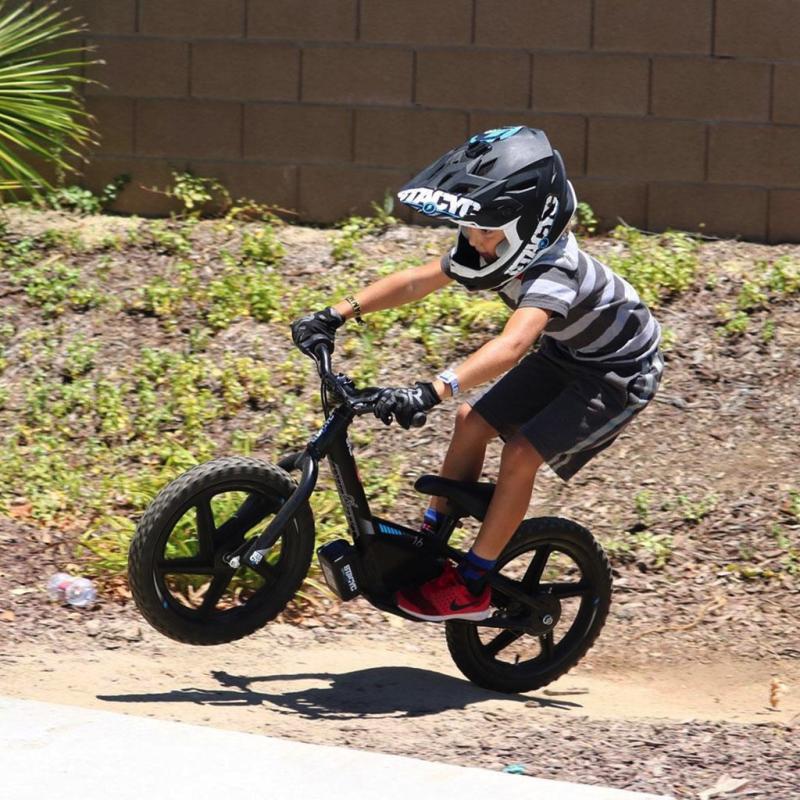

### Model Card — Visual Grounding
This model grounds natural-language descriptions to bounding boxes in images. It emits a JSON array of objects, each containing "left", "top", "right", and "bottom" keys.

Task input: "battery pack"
[{"left": 317, "top": 539, "right": 361, "bottom": 600}]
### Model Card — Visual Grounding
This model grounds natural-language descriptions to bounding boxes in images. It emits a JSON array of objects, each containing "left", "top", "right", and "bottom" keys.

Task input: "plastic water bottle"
[{"left": 47, "top": 573, "right": 97, "bottom": 608}]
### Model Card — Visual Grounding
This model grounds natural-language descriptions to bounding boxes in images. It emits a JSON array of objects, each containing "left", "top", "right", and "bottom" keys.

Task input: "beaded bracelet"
[{"left": 344, "top": 294, "right": 366, "bottom": 326}]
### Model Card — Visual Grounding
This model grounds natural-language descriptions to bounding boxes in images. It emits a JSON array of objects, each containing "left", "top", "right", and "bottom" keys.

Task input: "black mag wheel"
[
  {"left": 128, "top": 457, "right": 314, "bottom": 645},
  {"left": 446, "top": 517, "right": 611, "bottom": 694}
]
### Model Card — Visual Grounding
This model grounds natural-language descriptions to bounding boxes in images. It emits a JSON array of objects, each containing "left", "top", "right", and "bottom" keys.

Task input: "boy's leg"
[
  {"left": 427, "top": 402, "right": 498, "bottom": 515},
  {"left": 470, "top": 433, "right": 544, "bottom": 560}
]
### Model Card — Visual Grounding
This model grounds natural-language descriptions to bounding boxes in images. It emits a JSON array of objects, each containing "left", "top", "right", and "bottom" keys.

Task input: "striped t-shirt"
[{"left": 441, "top": 231, "right": 661, "bottom": 366}]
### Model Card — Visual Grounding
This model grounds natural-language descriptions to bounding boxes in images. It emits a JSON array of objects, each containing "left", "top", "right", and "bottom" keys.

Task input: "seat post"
[{"left": 434, "top": 513, "right": 460, "bottom": 544}]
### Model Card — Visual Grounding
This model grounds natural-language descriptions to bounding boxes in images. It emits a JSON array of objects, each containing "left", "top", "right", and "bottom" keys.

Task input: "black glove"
[
  {"left": 374, "top": 382, "right": 441, "bottom": 429},
  {"left": 290, "top": 307, "right": 344, "bottom": 355}
]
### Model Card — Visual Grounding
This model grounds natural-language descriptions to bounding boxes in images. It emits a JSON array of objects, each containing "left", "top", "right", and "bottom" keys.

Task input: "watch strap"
[{"left": 437, "top": 369, "right": 460, "bottom": 397}]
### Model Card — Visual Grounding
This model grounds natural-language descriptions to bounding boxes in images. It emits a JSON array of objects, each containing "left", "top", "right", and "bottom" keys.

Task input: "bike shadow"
[{"left": 97, "top": 666, "right": 581, "bottom": 719}]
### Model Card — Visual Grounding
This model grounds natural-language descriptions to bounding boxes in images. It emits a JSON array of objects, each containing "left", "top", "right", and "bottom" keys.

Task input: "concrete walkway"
[{"left": 0, "top": 696, "right": 672, "bottom": 799}]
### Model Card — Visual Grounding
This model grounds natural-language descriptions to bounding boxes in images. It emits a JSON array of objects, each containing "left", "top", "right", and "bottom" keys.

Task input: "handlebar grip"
[
  {"left": 313, "top": 342, "right": 332, "bottom": 376},
  {"left": 410, "top": 412, "right": 427, "bottom": 428}
]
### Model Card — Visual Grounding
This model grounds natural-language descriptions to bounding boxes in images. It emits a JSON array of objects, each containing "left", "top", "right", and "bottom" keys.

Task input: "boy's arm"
[
  {"left": 432, "top": 306, "right": 551, "bottom": 400},
  {"left": 332, "top": 259, "right": 451, "bottom": 321}
]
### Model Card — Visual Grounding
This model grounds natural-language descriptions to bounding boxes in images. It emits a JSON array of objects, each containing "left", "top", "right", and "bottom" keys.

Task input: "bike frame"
[{"left": 222, "top": 347, "right": 557, "bottom": 629}]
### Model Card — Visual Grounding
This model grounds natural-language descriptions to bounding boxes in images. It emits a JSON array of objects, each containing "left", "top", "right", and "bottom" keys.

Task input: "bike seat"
[{"left": 413, "top": 475, "right": 496, "bottom": 522}]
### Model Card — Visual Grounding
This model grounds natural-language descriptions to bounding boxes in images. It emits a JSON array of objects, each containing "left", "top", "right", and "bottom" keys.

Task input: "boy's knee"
[
  {"left": 501, "top": 434, "right": 544, "bottom": 472},
  {"left": 455, "top": 402, "right": 497, "bottom": 441}
]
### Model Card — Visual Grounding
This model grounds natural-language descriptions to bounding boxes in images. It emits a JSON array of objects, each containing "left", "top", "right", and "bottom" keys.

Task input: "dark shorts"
[{"left": 468, "top": 339, "right": 664, "bottom": 481}]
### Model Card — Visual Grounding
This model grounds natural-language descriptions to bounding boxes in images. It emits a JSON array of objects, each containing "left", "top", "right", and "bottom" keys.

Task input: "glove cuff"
[
  {"left": 416, "top": 381, "right": 442, "bottom": 407},
  {"left": 323, "top": 306, "right": 345, "bottom": 328}
]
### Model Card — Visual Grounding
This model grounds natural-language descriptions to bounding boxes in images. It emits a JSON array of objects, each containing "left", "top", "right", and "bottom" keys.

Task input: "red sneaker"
[{"left": 395, "top": 562, "right": 491, "bottom": 622}]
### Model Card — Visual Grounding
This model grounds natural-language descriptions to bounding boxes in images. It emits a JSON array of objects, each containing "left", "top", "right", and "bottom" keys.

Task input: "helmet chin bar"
[{"left": 449, "top": 182, "right": 577, "bottom": 290}]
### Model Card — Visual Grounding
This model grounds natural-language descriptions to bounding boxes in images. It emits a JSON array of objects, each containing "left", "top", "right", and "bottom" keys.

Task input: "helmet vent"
[
  {"left": 506, "top": 174, "right": 538, "bottom": 192},
  {"left": 472, "top": 158, "right": 497, "bottom": 177}
]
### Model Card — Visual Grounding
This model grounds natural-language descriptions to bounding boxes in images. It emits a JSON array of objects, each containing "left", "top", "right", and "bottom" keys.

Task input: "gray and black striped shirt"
[{"left": 442, "top": 232, "right": 661, "bottom": 366}]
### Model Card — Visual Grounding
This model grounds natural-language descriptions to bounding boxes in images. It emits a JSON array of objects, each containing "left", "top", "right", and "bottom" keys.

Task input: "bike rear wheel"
[
  {"left": 128, "top": 457, "right": 314, "bottom": 645},
  {"left": 446, "top": 517, "right": 611, "bottom": 694}
]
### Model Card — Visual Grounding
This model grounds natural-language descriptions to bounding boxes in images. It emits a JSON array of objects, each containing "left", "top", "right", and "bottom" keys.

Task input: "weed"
[
  {"left": 144, "top": 220, "right": 193, "bottom": 256},
  {"left": 62, "top": 336, "right": 101, "bottom": 379},
  {"left": 604, "top": 530, "right": 674, "bottom": 570},
  {"left": 331, "top": 199, "right": 398, "bottom": 263},
  {"left": 40, "top": 175, "right": 130, "bottom": 215},
  {"left": 634, "top": 490, "right": 652, "bottom": 526},
  {"left": 572, "top": 202, "right": 598, "bottom": 237},
  {"left": 606, "top": 226, "right": 699, "bottom": 308},
  {"left": 241, "top": 226, "right": 286, "bottom": 266},
  {"left": 15, "top": 257, "right": 104, "bottom": 317},
  {"left": 675, "top": 493, "right": 717, "bottom": 524}
]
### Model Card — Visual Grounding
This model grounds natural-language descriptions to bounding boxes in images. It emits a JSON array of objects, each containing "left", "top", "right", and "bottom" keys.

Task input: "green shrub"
[{"left": 606, "top": 226, "right": 699, "bottom": 307}]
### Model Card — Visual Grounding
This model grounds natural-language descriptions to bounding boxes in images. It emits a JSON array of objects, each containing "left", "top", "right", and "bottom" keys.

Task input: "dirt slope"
[{"left": 0, "top": 209, "right": 798, "bottom": 798}]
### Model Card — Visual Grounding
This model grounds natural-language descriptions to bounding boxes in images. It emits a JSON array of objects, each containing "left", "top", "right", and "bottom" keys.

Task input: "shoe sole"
[{"left": 397, "top": 605, "right": 492, "bottom": 622}]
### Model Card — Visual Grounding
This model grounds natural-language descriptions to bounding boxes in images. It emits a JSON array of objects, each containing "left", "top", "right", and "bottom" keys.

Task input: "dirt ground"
[
  {"left": 1, "top": 592, "right": 798, "bottom": 799},
  {"left": 1, "top": 210, "right": 799, "bottom": 798}
]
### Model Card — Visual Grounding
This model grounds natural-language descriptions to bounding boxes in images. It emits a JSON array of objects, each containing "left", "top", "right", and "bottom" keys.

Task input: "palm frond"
[{"left": 0, "top": 0, "right": 99, "bottom": 201}]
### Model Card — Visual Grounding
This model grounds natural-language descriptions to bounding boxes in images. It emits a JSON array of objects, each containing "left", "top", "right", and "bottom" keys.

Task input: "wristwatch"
[{"left": 436, "top": 369, "right": 460, "bottom": 397}]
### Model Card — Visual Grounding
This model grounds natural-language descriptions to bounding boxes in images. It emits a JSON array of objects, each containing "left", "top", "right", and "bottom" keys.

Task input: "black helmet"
[{"left": 397, "top": 126, "right": 576, "bottom": 290}]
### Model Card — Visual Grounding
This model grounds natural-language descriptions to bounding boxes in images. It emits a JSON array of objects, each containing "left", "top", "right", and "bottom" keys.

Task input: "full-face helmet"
[{"left": 397, "top": 126, "right": 576, "bottom": 291}]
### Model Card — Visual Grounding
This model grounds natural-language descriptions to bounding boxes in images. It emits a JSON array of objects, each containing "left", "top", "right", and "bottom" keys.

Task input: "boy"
[{"left": 291, "top": 126, "right": 662, "bottom": 622}]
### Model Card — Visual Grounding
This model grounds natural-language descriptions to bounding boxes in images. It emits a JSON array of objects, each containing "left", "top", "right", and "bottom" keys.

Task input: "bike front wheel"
[
  {"left": 446, "top": 517, "right": 611, "bottom": 694},
  {"left": 128, "top": 456, "right": 315, "bottom": 645}
]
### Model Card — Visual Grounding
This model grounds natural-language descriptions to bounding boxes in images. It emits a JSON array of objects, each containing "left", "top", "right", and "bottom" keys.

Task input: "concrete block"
[
  {"left": 652, "top": 58, "right": 770, "bottom": 122},
  {"left": 299, "top": 164, "right": 409, "bottom": 222},
  {"left": 475, "top": 0, "right": 591, "bottom": 49},
  {"left": 139, "top": 0, "right": 245, "bottom": 37},
  {"left": 715, "top": 0, "right": 800, "bottom": 59},
  {"left": 354, "top": 108, "right": 468, "bottom": 169},
  {"left": 192, "top": 42, "right": 299, "bottom": 101},
  {"left": 533, "top": 54, "right": 648, "bottom": 116},
  {"left": 773, "top": 64, "right": 800, "bottom": 125},
  {"left": 708, "top": 124, "right": 800, "bottom": 188},
  {"left": 571, "top": 178, "right": 648, "bottom": 229},
  {"left": 360, "top": 0, "right": 473, "bottom": 45},
  {"left": 648, "top": 182, "right": 768, "bottom": 240},
  {"left": 84, "top": 96, "right": 135, "bottom": 154},
  {"left": 62, "top": 0, "right": 136, "bottom": 35},
  {"left": 78, "top": 155, "right": 184, "bottom": 215},
  {"left": 86, "top": 38, "right": 189, "bottom": 97},
  {"left": 302, "top": 46, "right": 412, "bottom": 105},
  {"left": 768, "top": 190, "right": 800, "bottom": 243},
  {"left": 416, "top": 49, "right": 529, "bottom": 110},
  {"left": 185, "top": 161, "right": 298, "bottom": 211},
  {"left": 244, "top": 105, "right": 352, "bottom": 163},
  {"left": 594, "top": 0, "right": 712, "bottom": 54},
  {"left": 136, "top": 99, "right": 242, "bottom": 159},
  {"left": 248, "top": 0, "right": 357, "bottom": 41},
  {"left": 588, "top": 118, "right": 706, "bottom": 182}
]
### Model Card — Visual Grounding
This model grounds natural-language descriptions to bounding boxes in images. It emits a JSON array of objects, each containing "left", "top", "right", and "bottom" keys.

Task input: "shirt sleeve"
[{"left": 516, "top": 264, "right": 579, "bottom": 318}]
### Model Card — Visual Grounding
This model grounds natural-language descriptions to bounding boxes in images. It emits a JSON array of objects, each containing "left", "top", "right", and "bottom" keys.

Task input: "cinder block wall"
[{"left": 54, "top": 0, "right": 800, "bottom": 241}]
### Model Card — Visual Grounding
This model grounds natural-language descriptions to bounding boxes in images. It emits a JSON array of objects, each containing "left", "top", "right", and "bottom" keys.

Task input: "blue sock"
[
  {"left": 459, "top": 549, "right": 496, "bottom": 583},
  {"left": 420, "top": 507, "right": 443, "bottom": 533}
]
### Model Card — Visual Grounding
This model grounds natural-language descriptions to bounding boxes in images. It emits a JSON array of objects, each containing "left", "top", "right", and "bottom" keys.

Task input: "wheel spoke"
[
  {"left": 484, "top": 629, "right": 524, "bottom": 657},
  {"left": 157, "top": 557, "right": 215, "bottom": 575},
  {"left": 198, "top": 572, "right": 233, "bottom": 616},
  {"left": 540, "top": 631, "right": 554, "bottom": 659},
  {"left": 195, "top": 496, "right": 216, "bottom": 559},
  {"left": 521, "top": 544, "right": 551, "bottom": 591},
  {"left": 541, "top": 580, "right": 590, "bottom": 599}
]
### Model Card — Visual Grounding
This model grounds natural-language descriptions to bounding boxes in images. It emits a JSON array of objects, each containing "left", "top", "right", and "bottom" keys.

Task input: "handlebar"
[{"left": 311, "top": 343, "right": 427, "bottom": 428}]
